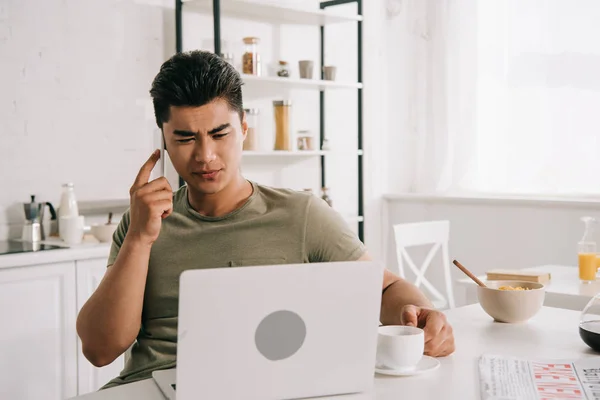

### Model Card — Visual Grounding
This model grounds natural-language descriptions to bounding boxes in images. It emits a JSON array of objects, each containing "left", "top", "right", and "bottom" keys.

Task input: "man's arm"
[
  {"left": 357, "top": 252, "right": 433, "bottom": 325},
  {"left": 76, "top": 151, "right": 173, "bottom": 367},
  {"left": 361, "top": 252, "right": 455, "bottom": 356},
  {"left": 303, "top": 196, "right": 454, "bottom": 356},
  {"left": 76, "top": 236, "right": 152, "bottom": 367}
]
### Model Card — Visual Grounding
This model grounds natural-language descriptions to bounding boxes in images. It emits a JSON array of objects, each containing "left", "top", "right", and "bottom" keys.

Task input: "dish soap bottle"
[{"left": 578, "top": 216, "right": 597, "bottom": 283}]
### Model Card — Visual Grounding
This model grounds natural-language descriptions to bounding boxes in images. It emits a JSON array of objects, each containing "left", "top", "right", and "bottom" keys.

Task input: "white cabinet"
[
  {"left": 75, "top": 258, "right": 125, "bottom": 394},
  {"left": 0, "top": 261, "right": 78, "bottom": 400}
]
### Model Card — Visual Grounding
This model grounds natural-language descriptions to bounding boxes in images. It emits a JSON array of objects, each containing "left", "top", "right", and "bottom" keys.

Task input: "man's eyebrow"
[
  {"left": 172, "top": 123, "right": 231, "bottom": 137},
  {"left": 208, "top": 123, "right": 231, "bottom": 134},
  {"left": 173, "top": 130, "right": 196, "bottom": 137}
]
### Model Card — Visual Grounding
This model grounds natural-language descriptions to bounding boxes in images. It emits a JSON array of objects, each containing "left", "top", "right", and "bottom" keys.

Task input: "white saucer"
[{"left": 375, "top": 356, "right": 441, "bottom": 377}]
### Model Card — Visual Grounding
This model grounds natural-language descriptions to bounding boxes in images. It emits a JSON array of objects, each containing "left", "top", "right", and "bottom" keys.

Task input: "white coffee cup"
[
  {"left": 376, "top": 325, "right": 424, "bottom": 371},
  {"left": 59, "top": 215, "right": 85, "bottom": 245}
]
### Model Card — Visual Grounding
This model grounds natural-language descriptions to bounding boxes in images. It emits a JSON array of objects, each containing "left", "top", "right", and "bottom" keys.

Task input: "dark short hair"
[{"left": 150, "top": 50, "right": 244, "bottom": 128}]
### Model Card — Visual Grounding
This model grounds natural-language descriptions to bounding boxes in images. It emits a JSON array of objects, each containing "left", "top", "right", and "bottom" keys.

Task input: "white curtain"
[{"left": 388, "top": 0, "right": 600, "bottom": 197}]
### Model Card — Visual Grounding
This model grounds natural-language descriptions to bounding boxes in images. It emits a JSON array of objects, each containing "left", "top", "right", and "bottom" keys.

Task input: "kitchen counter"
[{"left": 0, "top": 241, "right": 111, "bottom": 269}]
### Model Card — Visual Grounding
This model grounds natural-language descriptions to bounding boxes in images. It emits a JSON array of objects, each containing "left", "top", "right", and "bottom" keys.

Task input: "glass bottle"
[
  {"left": 273, "top": 100, "right": 292, "bottom": 151},
  {"left": 578, "top": 216, "right": 597, "bottom": 283},
  {"left": 58, "top": 183, "right": 79, "bottom": 218},
  {"left": 321, "top": 187, "right": 333, "bottom": 207},
  {"left": 243, "top": 108, "right": 260, "bottom": 151},
  {"left": 242, "top": 37, "right": 260, "bottom": 76}
]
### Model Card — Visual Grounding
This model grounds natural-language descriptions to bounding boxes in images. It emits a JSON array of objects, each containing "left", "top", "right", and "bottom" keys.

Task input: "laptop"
[
  {"left": 153, "top": 368, "right": 176, "bottom": 400},
  {"left": 152, "top": 261, "right": 383, "bottom": 400}
]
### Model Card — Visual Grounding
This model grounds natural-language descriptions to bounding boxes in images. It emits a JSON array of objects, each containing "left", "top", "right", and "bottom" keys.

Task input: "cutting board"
[{"left": 485, "top": 269, "right": 551, "bottom": 284}]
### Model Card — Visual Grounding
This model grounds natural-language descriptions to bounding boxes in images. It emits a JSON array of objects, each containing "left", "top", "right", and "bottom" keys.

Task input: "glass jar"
[
  {"left": 296, "top": 130, "right": 314, "bottom": 151},
  {"left": 273, "top": 100, "right": 292, "bottom": 151},
  {"left": 277, "top": 61, "right": 290, "bottom": 77},
  {"left": 242, "top": 37, "right": 260, "bottom": 75},
  {"left": 297, "top": 136, "right": 309, "bottom": 151},
  {"left": 243, "top": 108, "right": 259, "bottom": 151}
]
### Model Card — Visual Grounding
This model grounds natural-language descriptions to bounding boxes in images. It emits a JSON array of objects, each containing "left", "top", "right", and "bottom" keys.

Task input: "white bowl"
[
  {"left": 477, "top": 280, "right": 545, "bottom": 323},
  {"left": 90, "top": 223, "right": 118, "bottom": 243}
]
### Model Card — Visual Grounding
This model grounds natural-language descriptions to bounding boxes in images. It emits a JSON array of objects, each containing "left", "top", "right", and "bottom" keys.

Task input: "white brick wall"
[
  {"left": 0, "top": 0, "right": 379, "bottom": 243},
  {"left": 0, "top": 0, "right": 170, "bottom": 238}
]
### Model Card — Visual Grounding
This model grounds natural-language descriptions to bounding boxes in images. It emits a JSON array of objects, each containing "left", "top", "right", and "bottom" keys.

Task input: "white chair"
[{"left": 392, "top": 220, "right": 455, "bottom": 309}]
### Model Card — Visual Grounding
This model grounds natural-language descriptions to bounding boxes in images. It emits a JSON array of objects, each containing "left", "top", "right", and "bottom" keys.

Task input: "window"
[{"left": 471, "top": 0, "right": 600, "bottom": 195}]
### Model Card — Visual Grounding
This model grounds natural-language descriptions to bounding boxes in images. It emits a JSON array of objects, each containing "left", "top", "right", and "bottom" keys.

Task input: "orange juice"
[{"left": 579, "top": 253, "right": 598, "bottom": 281}]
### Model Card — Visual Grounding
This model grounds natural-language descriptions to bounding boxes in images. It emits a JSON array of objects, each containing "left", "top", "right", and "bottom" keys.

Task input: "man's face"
[{"left": 162, "top": 99, "right": 247, "bottom": 195}]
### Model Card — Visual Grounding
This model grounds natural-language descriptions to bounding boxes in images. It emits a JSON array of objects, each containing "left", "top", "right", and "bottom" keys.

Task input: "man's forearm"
[
  {"left": 380, "top": 279, "right": 433, "bottom": 325},
  {"left": 76, "top": 235, "right": 151, "bottom": 367}
]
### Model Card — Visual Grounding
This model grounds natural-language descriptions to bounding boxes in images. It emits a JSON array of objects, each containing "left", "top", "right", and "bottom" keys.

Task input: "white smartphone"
[
  {"left": 151, "top": 128, "right": 166, "bottom": 181},
  {"left": 159, "top": 133, "right": 165, "bottom": 178}
]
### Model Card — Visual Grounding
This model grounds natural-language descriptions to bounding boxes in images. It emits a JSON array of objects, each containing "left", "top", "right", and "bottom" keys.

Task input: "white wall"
[
  {"left": 0, "top": 0, "right": 369, "bottom": 240},
  {"left": 0, "top": 0, "right": 171, "bottom": 239},
  {"left": 383, "top": 196, "right": 600, "bottom": 306}
]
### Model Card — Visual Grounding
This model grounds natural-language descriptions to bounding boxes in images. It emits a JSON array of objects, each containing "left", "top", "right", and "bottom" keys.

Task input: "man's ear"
[{"left": 241, "top": 111, "right": 248, "bottom": 141}]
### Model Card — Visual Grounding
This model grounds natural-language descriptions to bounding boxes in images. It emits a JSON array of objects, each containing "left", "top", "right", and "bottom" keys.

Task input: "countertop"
[{"left": 0, "top": 239, "right": 111, "bottom": 269}]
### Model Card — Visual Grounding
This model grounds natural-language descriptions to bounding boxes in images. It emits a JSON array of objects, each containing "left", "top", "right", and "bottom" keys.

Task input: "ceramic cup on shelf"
[
  {"left": 323, "top": 66, "right": 337, "bottom": 81},
  {"left": 376, "top": 325, "right": 424, "bottom": 371},
  {"left": 59, "top": 215, "right": 85, "bottom": 245},
  {"left": 298, "top": 60, "right": 314, "bottom": 79}
]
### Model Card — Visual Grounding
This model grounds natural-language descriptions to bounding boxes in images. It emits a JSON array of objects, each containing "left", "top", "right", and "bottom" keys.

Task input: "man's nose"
[{"left": 193, "top": 137, "right": 217, "bottom": 164}]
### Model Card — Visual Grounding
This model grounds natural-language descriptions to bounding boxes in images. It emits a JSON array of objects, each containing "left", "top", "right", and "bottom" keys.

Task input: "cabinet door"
[
  {"left": 0, "top": 262, "right": 78, "bottom": 400},
  {"left": 75, "top": 258, "right": 125, "bottom": 394}
]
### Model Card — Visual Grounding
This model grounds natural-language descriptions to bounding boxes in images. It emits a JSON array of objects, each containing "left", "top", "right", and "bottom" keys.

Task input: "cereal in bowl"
[{"left": 498, "top": 285, "right": 530, "bottom": 291}]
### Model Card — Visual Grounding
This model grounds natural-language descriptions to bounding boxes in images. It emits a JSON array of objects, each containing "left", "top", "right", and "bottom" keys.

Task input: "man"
[{"left": 76, "top": 50, "right": 455, "bottom": 389}]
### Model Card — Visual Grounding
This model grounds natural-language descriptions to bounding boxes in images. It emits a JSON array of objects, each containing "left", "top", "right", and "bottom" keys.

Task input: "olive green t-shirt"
[{"left": 101, "top": 181, "right": 366, "bottom": 389}]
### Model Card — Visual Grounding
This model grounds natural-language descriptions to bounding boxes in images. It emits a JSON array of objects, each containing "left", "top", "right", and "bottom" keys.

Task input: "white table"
[
  {"left": 457, "top": 264, "right": 600, "bottom": 311},
  {"left": 68, "top": 304, "right": 596, "bottom": 400}
]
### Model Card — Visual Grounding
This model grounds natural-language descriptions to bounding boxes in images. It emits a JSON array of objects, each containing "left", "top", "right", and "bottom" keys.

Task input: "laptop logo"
[{"left": 255, "top": 310, "right": 306, "bottom": 361}]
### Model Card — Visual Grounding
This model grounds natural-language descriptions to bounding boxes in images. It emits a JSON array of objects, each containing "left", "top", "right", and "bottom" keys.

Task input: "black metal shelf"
[{"left": 174, "top": 0, "right": 364, "bottom": 242}]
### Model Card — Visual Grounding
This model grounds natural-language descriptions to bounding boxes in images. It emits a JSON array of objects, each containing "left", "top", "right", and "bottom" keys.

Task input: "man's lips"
[{"left": 192, "top": 169, "right": 221, "bottom": 179}]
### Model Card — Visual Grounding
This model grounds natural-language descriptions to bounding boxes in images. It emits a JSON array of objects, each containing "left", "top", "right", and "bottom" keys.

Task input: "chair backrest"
[{"left": 392, "top": 220, "right": 455, "bottom": 309}]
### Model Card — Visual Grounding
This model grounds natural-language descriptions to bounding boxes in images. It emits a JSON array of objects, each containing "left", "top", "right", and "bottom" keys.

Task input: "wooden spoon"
[{"left": 453, "top": 259, "right": 487, "bottom": 288}]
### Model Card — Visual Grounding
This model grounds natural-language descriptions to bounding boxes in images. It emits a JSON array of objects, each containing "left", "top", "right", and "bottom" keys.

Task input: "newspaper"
[{"left": 479, "top": 354, "right": 600, "bottom": 400}]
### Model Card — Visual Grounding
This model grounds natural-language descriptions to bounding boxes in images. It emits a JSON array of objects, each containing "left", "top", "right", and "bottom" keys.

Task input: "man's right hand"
[{"left": 128, "top": 149, "right": 173, "bottom": 245}]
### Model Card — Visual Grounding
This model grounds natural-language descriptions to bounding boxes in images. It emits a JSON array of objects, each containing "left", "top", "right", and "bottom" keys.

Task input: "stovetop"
[{"left": 0, "top": 240, "right": 64, "bottom": 255}]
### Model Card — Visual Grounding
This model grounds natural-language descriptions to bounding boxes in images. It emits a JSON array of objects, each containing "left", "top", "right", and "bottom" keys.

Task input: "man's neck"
[{"left": 187, "top": 175, "right": 253, "bottom": 217}]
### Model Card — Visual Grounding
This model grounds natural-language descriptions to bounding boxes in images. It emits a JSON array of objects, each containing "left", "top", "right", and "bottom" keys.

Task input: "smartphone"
[
  {"left": 159, "top": 133, "right": 165, "bottom": 178},
  {"left": 151, "top": 129, "right": 166, "bottom": 180}
]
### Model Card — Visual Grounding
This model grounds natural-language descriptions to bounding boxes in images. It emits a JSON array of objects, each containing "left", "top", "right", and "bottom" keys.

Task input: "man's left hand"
[{"left": 400, "top": 305, "right": 455, "bottom": 357}]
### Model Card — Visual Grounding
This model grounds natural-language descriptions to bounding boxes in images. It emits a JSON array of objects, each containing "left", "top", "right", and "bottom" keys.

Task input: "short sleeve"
[
  {"left": 305, "top": 196, "right": 367, "bottom": 262},
  {"left": 107, "top": 210, "right": 131, "bottom": 267}
]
